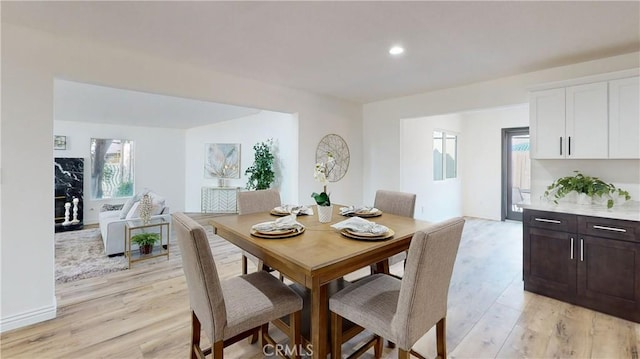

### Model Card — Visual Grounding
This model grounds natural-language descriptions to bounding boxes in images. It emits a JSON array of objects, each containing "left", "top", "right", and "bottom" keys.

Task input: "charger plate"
[
  {"left": 344, "top": 210, "right": 383, "bottom": 218},
  {"left": 251, "top": 227, "right": 305, "bottom": 239},
  {"left": 340, "top": 228, "right": 394, "bottom": 241},
  {"left": 270, "top": 209, "right": 311, "bottom": 217},
  {"left": 270, "top": 209, "right": 291, "bottom": 216}
]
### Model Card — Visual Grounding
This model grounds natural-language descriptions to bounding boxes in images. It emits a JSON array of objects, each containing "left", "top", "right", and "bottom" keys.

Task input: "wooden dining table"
[{"left": 209, "top": 205, "right": 432, "bottom": 358}]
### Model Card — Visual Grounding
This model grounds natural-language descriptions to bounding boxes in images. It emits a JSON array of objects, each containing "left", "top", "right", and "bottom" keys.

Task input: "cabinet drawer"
[
  {"left": 524, "top": 209, "right": 577, "bottom": 232},
  {"left": 578, "top": 216, "right": 640, "bottom": 243}
]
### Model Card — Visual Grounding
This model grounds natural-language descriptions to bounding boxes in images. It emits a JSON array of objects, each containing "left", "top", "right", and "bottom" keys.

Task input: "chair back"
[
  {"left": 392, "top": 217, "right": 465, "bottom": 349},
  {"left": 373, "top": 190, "right": 416, "bottom": 218},
  {"left": 237, "top": 189, "right": 281, "bottom": 215},
  {"left": 173, "top": 212, "right": 227, "bottom": 343}
]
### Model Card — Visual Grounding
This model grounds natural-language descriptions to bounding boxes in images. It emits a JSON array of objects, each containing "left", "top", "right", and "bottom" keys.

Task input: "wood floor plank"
[
  {"left": 495, "top": 324, "right": 552, "bottom": 358},
  {"left": 446, "top": 279, "right": 509, "bottom": 348},
  {"left": 449, "top": 301, "right": 523, "bottom": 358},
  {"left": 515, "top": 295, "right": 573, "bottom": 336},
  {"left": 496, "top": 275, "right": 532, "bottom": 312},
  {"left": 591, "top": 311, "right": 639, "bottom": 359},
  {"left": 543, "top": 314, "right": 593, "bottom": 358},
  {"left": 633, "top": 322, "right": 640, "bottom": 359},
  {"left": 2, "top": 216, "right": 639, "bottom": 359}
]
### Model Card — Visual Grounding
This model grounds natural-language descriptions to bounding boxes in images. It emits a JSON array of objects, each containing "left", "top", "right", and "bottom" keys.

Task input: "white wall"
[
  {"left": 184, "top": 111, "right": 298, "bottom": 211},
  {"left": 58, "top": 111, "right": 298, "bottom": 221},
  {"left": 400, "top": 114, "right": 463, "bottom": 222},
  {"left": 0, "top": 23, "right": 362, "bottom": 332},
  {"left": 363, "top": 52, "right": 640, "bottom": 210},
  {"left": 400, "top": 105, "right": 530, "bottom": 222},
  {"left": 53, "top": 121, "right": 186, "bottom": 224},
  {"left": 460, "top": 105, "right": 529, "bottom": 220},
  {"left": 531, "top": 160, "right": 640, "bottom": 202}
]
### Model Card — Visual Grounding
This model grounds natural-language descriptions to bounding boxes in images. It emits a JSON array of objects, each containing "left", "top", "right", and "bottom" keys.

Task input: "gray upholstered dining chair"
[
  {"left": 373, "top": 189, "right": 417, "bottom": 218},
  {"left": 371, "top": 189, "right": 417, "bottom": 274},
  {"left": 237, "top": 189, "right": 282, "bottom": 275},
  {"left": 173, "top": 212, "right": 303, "bottom": 359},
  {"left": 330, "top": 217, "right": 465, "bottom": 359}
]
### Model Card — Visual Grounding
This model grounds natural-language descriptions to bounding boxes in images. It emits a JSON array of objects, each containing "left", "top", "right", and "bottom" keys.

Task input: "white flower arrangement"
[{"left": 312, "top": 153, "right": 335, "bottom": 206}]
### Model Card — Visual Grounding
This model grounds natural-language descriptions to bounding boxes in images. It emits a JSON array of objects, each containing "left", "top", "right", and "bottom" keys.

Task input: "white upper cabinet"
[
  {"left": 530, "top": 69, "right": 640, "bottom": 160},
  {"left": 530, "top": 88, "right": 566, "bottom": 159},
  {"left": 565, "top": 82, "right": 608, "bottom": 159},
  {"left": 609, "top": 76, "right": 640, "bottom": 159}
]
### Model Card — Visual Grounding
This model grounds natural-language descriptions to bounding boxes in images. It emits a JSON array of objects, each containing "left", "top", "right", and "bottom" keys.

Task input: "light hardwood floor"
[{"left": 1, "top": 216, "right": 638, "bottom": 358}]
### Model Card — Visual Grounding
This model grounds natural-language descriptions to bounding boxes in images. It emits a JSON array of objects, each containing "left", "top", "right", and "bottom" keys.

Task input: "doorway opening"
[{"left": 502, "top": 127, "right": 530, "bottom": 221}]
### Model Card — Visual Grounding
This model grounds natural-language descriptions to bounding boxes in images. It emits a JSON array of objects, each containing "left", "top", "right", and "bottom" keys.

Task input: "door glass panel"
[{"left": 507, "top": 133, "right": 530, "bottom": 220}]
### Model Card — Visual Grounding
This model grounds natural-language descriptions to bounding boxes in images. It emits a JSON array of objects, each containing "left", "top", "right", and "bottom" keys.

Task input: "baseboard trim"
[{"left": 0, "top": 298, "right": 57, "bottom": 333}]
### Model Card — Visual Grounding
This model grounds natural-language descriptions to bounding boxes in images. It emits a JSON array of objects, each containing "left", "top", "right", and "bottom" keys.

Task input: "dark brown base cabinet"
[{"left": 523, "top": 209, "right": 640, "bottom": 323}]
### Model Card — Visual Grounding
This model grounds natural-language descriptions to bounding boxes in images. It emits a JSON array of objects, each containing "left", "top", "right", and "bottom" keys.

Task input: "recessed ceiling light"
[{"left": 389, "top": 46, "right": 404, "bottom": 55}]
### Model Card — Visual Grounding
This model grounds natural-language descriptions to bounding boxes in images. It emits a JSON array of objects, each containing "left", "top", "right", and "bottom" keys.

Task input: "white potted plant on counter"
[{"left": 544, "top": 171, "right": 631, "bottom": 209}]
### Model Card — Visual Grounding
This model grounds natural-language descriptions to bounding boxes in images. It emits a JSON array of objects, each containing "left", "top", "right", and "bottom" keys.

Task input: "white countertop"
[{"left": 519, "top": 200, "right": 640, "bottom": 222}]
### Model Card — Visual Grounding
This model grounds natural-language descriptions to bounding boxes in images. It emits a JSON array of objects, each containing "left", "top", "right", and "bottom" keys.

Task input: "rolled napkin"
[
  {"left": 339, "top": 206, "right": 379, "bottom": 216},
  {"left": 252, "top": 214, "right": 305, "bottom": 232},
  {"left": 274, "top": 204, "right": 314, "bottom": 215},
  {"left": 331, "top": 216, "right": 389, "bottom": 235}
]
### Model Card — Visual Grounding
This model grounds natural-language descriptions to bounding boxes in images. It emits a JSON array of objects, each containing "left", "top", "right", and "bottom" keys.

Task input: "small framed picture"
[{"left": 54, "top": 135, "right": 67, "bottom": 150}]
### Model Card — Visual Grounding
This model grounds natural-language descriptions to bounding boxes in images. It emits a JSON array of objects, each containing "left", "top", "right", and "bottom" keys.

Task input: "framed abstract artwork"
[{"left": 204, "top": 143, "right": 240, "bottom": 179}]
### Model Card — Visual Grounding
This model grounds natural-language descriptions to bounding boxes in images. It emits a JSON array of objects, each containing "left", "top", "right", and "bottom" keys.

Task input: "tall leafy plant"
[{"left": 245, "top": 139, "right": 275, "bottom": 190}]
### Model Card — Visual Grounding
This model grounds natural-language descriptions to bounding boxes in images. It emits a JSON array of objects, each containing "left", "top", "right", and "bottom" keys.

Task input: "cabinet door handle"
[
  {"left": 570, "top": 237, "right": 574, "bottom": 260},
  {"left": 534, "top": 218, "right": 562, "bottom": 224},
  {"left": 560, "top": 137, "right": 563, "bottom": 156},
  {"left": 568, "top": 136, "right": 571, "bottom": 156},
  {"left": 593, "top": 225, "right": 627, "bottom": 233},
  {"left": 580, "top": 239, "right": 584, "bottom": 262}
]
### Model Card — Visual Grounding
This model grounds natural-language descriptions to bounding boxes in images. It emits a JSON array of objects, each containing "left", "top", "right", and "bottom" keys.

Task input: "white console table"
[{"left": 201, "top": 187, "right": 241, "bottom": 213}]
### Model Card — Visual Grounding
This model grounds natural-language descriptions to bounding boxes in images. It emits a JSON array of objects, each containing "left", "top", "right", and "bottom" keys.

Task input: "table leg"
[
  {"left": 311, "top": 278, "right": 328, "bottom": 359},
  {"left": 374, "top": 259, "right": 390, "bottom": 275}
]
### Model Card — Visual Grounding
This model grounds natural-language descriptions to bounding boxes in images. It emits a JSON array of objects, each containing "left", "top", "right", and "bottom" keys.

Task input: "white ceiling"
[
  {"left": 53, "top": 80, "right": 261, "bottom": 129},
  {"left": 4, "top": 1, "right": 640, "bottom": 105}
]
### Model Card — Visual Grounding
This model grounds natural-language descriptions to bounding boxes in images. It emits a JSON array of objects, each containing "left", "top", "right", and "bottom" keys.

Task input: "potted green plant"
[
  {"left": 544, "top": 171, "right": 631, "bottom": 209},
  {"left": 131, "top": 232, "right": 161, "bottom": 255},
  {"left": 245, "top": 139, "right": 275, "bottom": 190}
]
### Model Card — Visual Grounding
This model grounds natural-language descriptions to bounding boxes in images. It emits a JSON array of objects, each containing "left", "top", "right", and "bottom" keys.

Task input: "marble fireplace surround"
[{"left": 54, "top": 157, "right": 84, "bottom": 232}]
